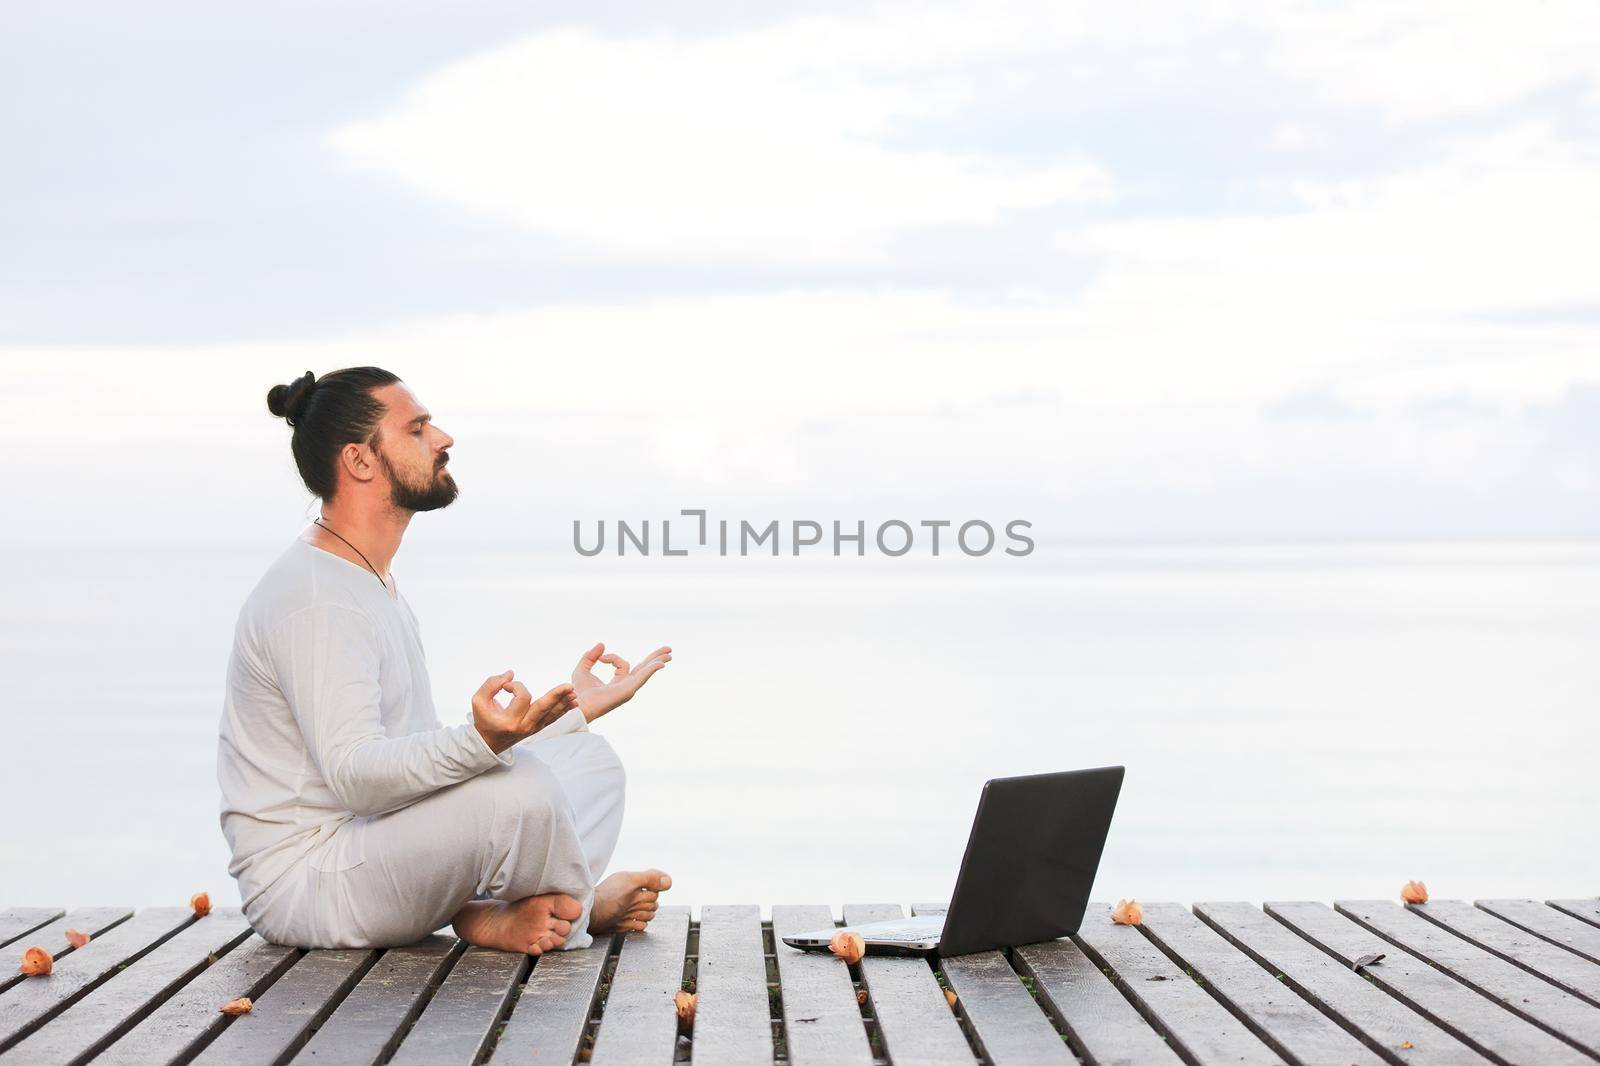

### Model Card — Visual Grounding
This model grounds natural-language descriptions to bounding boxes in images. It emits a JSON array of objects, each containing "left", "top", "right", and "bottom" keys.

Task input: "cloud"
[
  {"left": 1262, "top": 0, "right": 1600, "bottom": 123},
  {"left": 322, "top": 0, "right": 1600, "bottom": 279},
  {"left": 329, "top": 16, "right": 1112, "bottom": 264},
  {"left": 1526, "top": 385, "right": 1600, "bottom": 493},
  {"left": 1272, "top": 123, "right": 1333, "bottom": 152},
  {"left": 5, "top": 1, "right": 1600, "bottom": 542},
  {"left": 1264, "top": 390, "right": 1365, "bottom": 423},
  {"left": 1055, "top": 119, "right": 1600, "bottom": 405}
]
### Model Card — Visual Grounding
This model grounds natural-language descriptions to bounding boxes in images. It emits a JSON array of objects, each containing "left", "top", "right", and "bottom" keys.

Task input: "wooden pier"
[{"left": 2, "top": 897, "right": 1598, "bottom": 1063}]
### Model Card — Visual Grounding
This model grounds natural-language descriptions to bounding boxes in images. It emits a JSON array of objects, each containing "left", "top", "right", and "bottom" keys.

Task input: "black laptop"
[{"left": 781, "top": 766, "right": 1124, "bottom": 957}]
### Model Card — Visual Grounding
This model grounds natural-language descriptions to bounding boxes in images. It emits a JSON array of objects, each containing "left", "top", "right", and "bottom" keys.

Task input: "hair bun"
[{"left": 266, "top": 371, "right": 317, "bottom": 425}]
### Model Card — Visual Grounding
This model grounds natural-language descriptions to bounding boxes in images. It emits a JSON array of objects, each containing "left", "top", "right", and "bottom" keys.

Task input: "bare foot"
[
  {"left": 451, "top": 892, "right": 584, "bottom": 955},
  {"left": 589, "top": 869, "right": 672, "bottom": 934}
]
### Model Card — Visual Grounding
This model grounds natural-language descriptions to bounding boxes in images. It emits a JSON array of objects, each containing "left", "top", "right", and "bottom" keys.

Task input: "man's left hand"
[{"left": 571, "top": 642, "right": 672, "bottom": 723}]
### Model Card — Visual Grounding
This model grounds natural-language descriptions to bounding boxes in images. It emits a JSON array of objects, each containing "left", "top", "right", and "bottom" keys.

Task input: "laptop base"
[{"left": 782, "top": 914, "right": 944, "bottom": 955}]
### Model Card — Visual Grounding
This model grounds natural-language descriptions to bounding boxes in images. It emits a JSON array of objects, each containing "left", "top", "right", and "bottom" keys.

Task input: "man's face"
[{"left": 369, "top": 382, "right": 458, "bottom": 512}]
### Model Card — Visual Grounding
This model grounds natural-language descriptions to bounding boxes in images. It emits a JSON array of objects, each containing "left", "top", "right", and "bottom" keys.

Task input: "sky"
[
  {"left": 1, "top": 0, "right": 1597, "bottom": 917},
  {"left": 1, "top": 0, "right": 1598, "bottom": 545}
]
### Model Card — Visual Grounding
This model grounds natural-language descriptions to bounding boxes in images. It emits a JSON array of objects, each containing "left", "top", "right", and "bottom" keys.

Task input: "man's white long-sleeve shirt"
[{"left": 218, "top": 538, "right": 586, "bottom": 909}]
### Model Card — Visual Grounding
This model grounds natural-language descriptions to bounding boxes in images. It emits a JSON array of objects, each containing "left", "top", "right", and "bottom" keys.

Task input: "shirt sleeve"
[{"left": 266, "top": 603, "right": 508, "bottom": 818}]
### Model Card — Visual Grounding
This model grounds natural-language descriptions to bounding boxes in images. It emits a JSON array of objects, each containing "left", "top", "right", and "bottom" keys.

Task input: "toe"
[
  {"left": 553, "top": 918, "right": 572, "bottom": 936},
  {"left": 645, "top": 869, "right": 672, "bottom": 891},
  {"left": 552, "top": 894, "right": 584, "bottom": 921}
]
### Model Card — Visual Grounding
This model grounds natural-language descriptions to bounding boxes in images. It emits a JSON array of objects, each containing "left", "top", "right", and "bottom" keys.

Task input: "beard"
[{"left": 377, "top": 443, "right": 459, "bottom": 512}]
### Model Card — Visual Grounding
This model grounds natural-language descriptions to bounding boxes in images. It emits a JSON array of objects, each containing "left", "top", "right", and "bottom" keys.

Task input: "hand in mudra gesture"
[
  {"left": 472, "top": 670, "right": 579, "bottom": 754},
  {"left": 571, "top": 642, "right": 672, "bottom": 722}
]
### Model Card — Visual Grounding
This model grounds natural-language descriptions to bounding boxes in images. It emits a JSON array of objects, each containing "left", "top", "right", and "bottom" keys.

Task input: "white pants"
[{"left": 246, "top": 730, "right": 625, "bottom": 950}]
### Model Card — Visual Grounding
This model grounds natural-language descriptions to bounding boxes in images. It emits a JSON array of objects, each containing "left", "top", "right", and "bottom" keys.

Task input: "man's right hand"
[{"left": 472, "top": 670, "right": 579, "bottom": 754}]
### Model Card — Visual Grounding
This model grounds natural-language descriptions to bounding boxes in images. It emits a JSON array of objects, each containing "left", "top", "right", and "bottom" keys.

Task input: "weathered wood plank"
[
  {"left": 491, "top": 939, "right": 611, "bottom": 1063},
  {"left": 1014, "top": 936, "right": 1182, "bottom": 1066},
  {"left": 909, "top": 902, "right": 1072, "bottom": 1064},
  {"left": 1335, "top": 899, "right": 1600, "bottom": 1056},
  {"left": 842, "top": 903, "right": 972, "bottom": 1066},
  {"left": 589, "top": 905, "right": 689, "bottom": 1066},
  {"left": 1477, "top": 899, "right": 1600, "bottom": 966},
  {"left": 191, "top": 948, "right": 375, "bottom": 1066},
  {"left": 1076, "top": 902, "right": 1278, "bottom": 1066},
  {"left": 8, "top": 894, "right": 1587, "bottom": 1066},
  {"left": 1408, "top": 900, "right": 1600, "bottom": 1005},
  {"left": 0, "top": 906, "right": 191, "bottom": 1051},
  {"left": 95, "top": 935, "right": 298, "bottom": 1066},
  {"left": 1551, "top": 900, "right": 1600, "bottom": 929},
  {"left": 1267, "top": 901, "right": 1587, "bottom": 1064},
  {"left": 1, "top": 909, "right": 252, "bottom": 1065},
  {"left": 388, "top": 946, "right": 525, "bottom": 1066},
  {"left": 769, "top": 905, "right": 872, "bottom": 1066},
  {"left": 0, "top": 908, "right": 133, "bottom": 997},
  {"left": 0, "top": 910, "right": 64, "bottom": 950},
  {"left": 294, "top": 928, "right": 460, "bottom": 1062},
  {"left": 1138, "top": 901, "right": 1384, "bottom": 1065},
  {"left": 296, "top": 934, "right": 461, "bottom": 1065},
  {"left": 941, "top": 949, "right": 1074, "bottom": 1064},
  {"left": 692, "top": 904, "right": 773, "bottom": 1066},
  {"left": 1195, "top": 901, "right": 1486, "bottom": 1066}
]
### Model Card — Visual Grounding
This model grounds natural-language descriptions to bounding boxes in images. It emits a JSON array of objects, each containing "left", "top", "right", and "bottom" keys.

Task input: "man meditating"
[{"left": 217, "top": 366, "right": 672, "bottom": 952}]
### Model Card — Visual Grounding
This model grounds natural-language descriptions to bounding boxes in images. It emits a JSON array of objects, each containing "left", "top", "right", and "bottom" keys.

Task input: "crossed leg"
[
  {"left": 450, "top": 730, "right": 670, "bottom": 952},
  {"left": 312, "top": 730, "right": 669, "bottom": 951}
]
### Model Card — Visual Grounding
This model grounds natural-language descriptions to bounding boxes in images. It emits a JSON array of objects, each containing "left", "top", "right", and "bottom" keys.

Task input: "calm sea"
[{"left": 4, "top": 539, "right": 1596, "bottom": 912}]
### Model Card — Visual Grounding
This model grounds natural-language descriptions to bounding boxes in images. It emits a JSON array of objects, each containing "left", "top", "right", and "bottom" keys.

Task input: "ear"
[{"left": 340, "top": 441, "right": 378, "bottom": 485}]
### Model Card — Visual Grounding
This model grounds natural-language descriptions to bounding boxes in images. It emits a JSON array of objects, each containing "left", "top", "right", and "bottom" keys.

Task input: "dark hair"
[{"left": 266, "top": 367, "right": 402, "bottom": 499}]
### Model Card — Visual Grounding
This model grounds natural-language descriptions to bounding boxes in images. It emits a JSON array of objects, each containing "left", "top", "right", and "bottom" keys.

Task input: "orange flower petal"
[
  {"left": 674, "top": 989, "right": 697, "bottom": 1024},
  {"left": 856, "top": 988, "right": 868, "bottom": 1006},
  {"left": 219, "top": 996, "right": 253, "bottom": 1016},
  {"left": 65, "top": 929, "right": 91, "bottom": 948},
  {"left": 1111, "top": 899, "right": 1144, "bottom": 925},
  {"left": 19, "top": 946, "right": 52, "bottom": 976},
  {"left": 1400, "top": 881, "right": 1428, "bottom": 905},
  {"left": 1400, "top": 1040, "right": 1415, "bottom": 1049},
  {"left": 191, "top": 892, "right": 212, "bottom": 917},
  {"left": 944, "top": 987, "right": 958, "bottom": 1007},
  {"left": 829, "top": 931, "right": 866, "bottom": 964}
]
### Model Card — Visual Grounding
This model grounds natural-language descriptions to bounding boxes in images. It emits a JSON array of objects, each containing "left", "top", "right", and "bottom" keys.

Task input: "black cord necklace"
[{"left": 314, "top": 517, "right": 388, "bottom": 589}]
